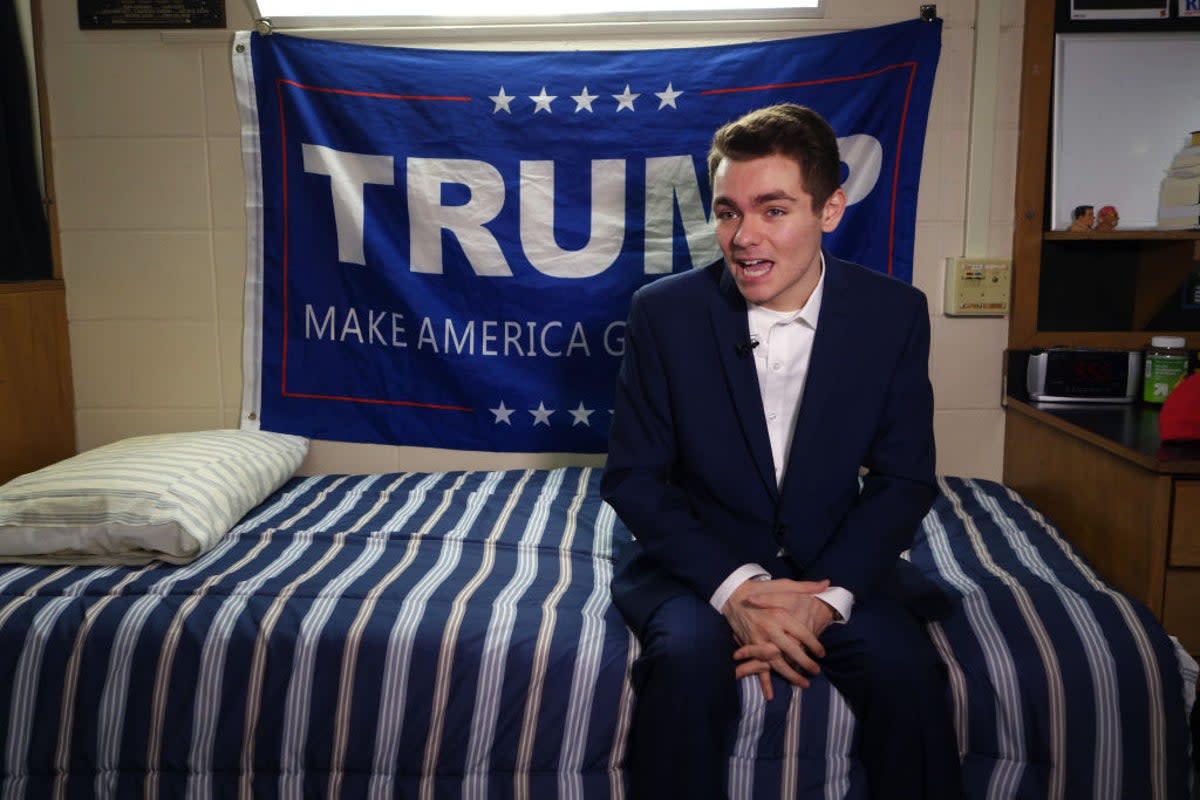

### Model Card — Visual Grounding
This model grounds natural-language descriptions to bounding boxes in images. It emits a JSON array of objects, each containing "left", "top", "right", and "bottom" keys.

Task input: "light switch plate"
[{"left": 943, "top": 257, "right": 1011, "bottom": 316}]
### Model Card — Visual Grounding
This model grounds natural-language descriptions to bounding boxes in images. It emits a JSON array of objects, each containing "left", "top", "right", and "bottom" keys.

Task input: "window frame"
[{"left": 247, "top": 0, "right": 823, "bottom": 31}]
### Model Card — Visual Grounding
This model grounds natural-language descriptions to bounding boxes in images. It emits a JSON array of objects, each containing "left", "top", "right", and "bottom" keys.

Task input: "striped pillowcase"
[{"left": 0, "top": 429, "right": 309, "bottom": 565}]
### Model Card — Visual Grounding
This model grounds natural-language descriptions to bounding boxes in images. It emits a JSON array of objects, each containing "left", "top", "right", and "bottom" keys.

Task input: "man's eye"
[
  {"left": 766, "top": 208, "right": 785, "bottom": 217},
  {"left": 716, "top": 210, "right": 738, "bottom": 221}
]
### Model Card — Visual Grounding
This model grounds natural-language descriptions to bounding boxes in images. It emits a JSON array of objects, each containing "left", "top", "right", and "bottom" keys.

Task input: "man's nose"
[{"left": 733, "top": 220, "right": 757, "bottom": 245}]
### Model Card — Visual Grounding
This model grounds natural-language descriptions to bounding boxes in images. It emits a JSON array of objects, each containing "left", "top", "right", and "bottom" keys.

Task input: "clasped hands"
[{"left": 721, "top": 577, "right": 836, "bottom": 701}]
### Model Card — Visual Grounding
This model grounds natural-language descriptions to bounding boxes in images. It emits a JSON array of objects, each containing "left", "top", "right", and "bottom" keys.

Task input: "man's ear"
[{"left": 820, "top": 187, "right": 847, "bottom": 233}]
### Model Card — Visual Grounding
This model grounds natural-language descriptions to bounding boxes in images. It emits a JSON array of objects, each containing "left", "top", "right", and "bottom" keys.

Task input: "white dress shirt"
[{"left": 710, "top": 256, "right": 854, "bottom": 622}]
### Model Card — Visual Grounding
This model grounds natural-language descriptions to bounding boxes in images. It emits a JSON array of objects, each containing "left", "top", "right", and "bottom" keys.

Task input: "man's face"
[
  {"left": 712, "top": 153, "right": 845, "bottom": 312},
  {"left": 1080, "top": 208, "right": 1095, "bottom": 227}
]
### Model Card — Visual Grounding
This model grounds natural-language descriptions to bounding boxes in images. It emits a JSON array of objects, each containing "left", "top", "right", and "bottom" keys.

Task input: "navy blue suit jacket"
[{"left": 601, "top": 253, "right": 937, "bottom": 631}]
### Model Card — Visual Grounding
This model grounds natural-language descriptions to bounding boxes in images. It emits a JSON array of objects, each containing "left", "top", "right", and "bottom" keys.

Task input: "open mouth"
[{"left": 738, "top": 259, "right": 773, "bottom": 278}]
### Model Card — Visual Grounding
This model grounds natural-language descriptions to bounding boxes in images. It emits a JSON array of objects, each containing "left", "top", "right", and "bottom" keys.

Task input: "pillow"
[{"left": 0, "top": 429, "right": 308, "bottom": 566}]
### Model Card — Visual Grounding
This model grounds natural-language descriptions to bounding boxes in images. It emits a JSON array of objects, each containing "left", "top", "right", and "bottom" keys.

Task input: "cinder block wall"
[{"left": 38, "top": 0, "right": 1024, "bottom": 479}]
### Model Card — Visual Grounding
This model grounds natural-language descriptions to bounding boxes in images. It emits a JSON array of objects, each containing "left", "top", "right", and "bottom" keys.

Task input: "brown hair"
[{"left": 707, "top": 103, "right": 841, "bottom": 211}]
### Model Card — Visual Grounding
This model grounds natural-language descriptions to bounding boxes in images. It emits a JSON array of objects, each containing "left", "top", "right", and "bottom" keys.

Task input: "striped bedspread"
[{"left": 0, "top": 468, "right": 1193, "bottom": 799}]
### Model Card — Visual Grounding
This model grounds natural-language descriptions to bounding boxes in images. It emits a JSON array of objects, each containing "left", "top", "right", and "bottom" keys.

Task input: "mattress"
[{"left": 0, "top": 468, "right": 1193, "bottom": 798}]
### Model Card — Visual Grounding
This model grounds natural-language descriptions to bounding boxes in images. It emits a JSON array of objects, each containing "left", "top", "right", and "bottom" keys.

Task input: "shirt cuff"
[
  {"left": 816, "top": 586, "right": 855, "bottom": 622},
  {"left": 710, "top": 563, "right": 771, "bottom": 613}
]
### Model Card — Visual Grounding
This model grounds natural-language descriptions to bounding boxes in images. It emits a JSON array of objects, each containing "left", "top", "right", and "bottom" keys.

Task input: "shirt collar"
[{"left": 747, "top": 251, "right": 825, "bottom": 333}]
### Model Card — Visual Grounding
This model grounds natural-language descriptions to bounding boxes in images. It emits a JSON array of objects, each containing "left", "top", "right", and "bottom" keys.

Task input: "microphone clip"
[{"left": 736, "top": 337, "right": 760, "bottom": 357}]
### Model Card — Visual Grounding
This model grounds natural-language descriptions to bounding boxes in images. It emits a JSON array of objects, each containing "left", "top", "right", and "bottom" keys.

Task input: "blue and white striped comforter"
[{"left": 0, "top": 468, "right": 1193, "bottom": 799}]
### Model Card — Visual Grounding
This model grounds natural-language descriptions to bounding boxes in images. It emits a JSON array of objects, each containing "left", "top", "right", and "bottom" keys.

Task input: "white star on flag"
[
  {"left": 568, "top": 402, "right": 595, "bottom": 426},
  {"left": 489, "top": 87, "right": 515, "bottom": 113},
  {"left": 489, "top": 401, "right": 515, "bottom": 425},
  {"left": 613, "top": 84, "right": 640, "bottom": 112},
  {"left": 529, "top": 402, "right": 555, "bottom": 426},
  {"left": 530, "top": 87, "right": 557, "bottom": 113},
  {"left": 571, "top": 86, "right": 598, "bottom": 113},
  {"left": 655, "top": 82, "right": 683, "bottom": 109}
]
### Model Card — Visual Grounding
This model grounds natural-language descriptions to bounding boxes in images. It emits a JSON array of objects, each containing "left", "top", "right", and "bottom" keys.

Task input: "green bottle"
[{"left": 1143, "top": 336, "right": 1188, "bottom": 404}]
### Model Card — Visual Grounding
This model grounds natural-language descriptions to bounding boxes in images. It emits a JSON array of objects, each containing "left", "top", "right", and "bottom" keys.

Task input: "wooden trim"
[
  {"left": 30, "top": 0, "right": 60, "bottom": 281},
  {"left": 1044, "top": 230, "right": 1200, "bottom": 242},
  {"left": 1008, "top": 0, "right": 1056, "bottom": 350},
  {"left": 1021, "top": 331, "right": 1200, "bottom": 351},
  {"left": 0, "top": 285, "right": 76, "bottom": 482},
  {"left": 0, "top": 279, "right": 63, "bottom": 295}
]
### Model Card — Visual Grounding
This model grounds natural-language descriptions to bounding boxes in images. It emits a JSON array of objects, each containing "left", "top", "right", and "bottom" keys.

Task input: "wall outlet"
[{"left": 943, "top": 257, "right": 1011, "bottom": 316}]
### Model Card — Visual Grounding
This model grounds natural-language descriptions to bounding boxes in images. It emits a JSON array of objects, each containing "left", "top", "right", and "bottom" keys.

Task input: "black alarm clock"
[{"left": 1026, "top": 348, "right": 1142, "bottom": 403}]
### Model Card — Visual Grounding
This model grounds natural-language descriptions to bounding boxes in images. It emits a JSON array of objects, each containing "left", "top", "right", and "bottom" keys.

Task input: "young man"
[{"left": 602, "top": 104, "right": 961, "bottom": 798}]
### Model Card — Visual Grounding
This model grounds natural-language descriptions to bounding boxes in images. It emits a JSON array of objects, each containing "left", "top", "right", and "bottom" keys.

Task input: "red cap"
[{"left": 1160, "top": 372, "right": 1200, "bottom": 442}]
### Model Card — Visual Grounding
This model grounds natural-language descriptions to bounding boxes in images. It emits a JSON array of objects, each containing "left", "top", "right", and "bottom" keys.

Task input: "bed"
[{"left": 0, "top": 434, "right": 1194, "bottom": 798}]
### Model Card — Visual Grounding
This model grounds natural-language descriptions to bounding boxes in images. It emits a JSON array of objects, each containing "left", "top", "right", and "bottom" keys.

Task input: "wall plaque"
[{"left": 78, "top": 1, "right": 225, "bottom": 29}]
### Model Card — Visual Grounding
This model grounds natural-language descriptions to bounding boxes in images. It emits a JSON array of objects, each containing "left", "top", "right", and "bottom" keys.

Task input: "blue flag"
[{"left": 234, "top": 19, "right": 941, "bottom": 453}]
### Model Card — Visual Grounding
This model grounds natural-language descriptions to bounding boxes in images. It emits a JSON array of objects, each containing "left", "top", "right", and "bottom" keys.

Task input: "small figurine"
[
  {"left": 1069, "top": 204, "right": 1095, "bottom": 232},
  {"left": 1096, "top": 205, "right": 1119, "bottom": 231}
]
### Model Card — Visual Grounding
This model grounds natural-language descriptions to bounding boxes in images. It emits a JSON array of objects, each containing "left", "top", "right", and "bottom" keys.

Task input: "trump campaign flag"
[{"left": 233, "top": 18, "right": 941, "bottom": 452}]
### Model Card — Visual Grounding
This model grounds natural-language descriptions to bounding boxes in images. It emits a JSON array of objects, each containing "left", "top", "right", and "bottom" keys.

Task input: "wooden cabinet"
[
  {"left": 0, "top": 281, "right": 75, "bottom": 483},
  {"left": 1163, "top": 484, "right": 1200, "bottom": 653},
  {"left": 1008, "top": 0, "right": 1200, "bottom": 352},
  {"left": 0, "top": 5, "right": 73, "bottom": 484},
  {"left": 1003, "top": 0, "right": 1200, "bottom": 654},
  {"left": 1170, "top": 481, "right": 1200, "bottom": 565},
  {"left": 1004, "top": 400, "right": 1200, "bottom": 656}
]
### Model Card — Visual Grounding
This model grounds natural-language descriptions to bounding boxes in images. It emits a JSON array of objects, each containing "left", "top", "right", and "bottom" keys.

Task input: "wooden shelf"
[
  {"left": 1007, "top": 0, "right": 1200, "bottom": 352},
  {"left": 1043, "top": 230, "right": 1200, "bottom": 242},
  {"left": 0, "top": 279, "right": 64, "bottom": 295},
  {"left": 1021, "top": 331, "right": 1200, "bottom": 350}
]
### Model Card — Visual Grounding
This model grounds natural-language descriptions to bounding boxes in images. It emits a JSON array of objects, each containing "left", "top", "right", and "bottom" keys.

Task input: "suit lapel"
[
  {"left": 712, "top": 268, "right": 778, "bottom": 501},
  {"left": 782, "top": 253, "right": 852, "bottom": 495}
]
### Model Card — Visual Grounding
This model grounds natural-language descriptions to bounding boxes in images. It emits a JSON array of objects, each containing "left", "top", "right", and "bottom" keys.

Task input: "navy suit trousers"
[{"left": 624, "top": 591, "right": 962, "bottom": 799}]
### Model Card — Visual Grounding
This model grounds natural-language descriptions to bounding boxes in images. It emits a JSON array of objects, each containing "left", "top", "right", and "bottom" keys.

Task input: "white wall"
[{"left": 38, "top": 0, "right": 1023, "bottom": 480}]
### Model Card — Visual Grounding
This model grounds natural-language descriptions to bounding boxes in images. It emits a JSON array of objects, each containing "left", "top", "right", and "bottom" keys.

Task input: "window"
[{"left": 250, "top": 0, "right": 822, "bottom": 27}]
